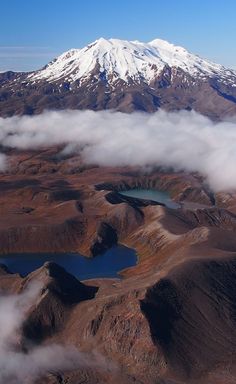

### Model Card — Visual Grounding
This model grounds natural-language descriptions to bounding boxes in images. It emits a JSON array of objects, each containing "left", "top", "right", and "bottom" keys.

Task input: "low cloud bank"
[
  {"left": 0, "top": 153, "right": 6, "bottom": 172},
  {"left": 1, "top": 109, "right": 236, "bottom": 190},
  {"left": 0, "top": 282, "right": 113, "bottom": 383}
]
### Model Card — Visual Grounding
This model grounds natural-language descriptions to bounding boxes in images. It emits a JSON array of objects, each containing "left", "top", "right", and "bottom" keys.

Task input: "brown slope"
[
  {"left": 141, "top": 256, "right": 236, "bottom": 383},
  {"left": 1, "top": 66, "right": 236, "bottom": 118}
]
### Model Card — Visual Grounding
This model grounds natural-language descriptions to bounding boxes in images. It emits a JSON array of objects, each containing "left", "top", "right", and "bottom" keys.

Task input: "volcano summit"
[{"left": 1, "top": 37, "right": 236, "bottom": 118}]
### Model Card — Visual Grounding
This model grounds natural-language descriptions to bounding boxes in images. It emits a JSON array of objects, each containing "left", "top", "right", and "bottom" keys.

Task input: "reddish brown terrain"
[
  {"left": 1, "top": 146, "right": 236, "bottom": 382},
  {"left": 1, "top": 67, "right": 236, "bottom": 120}
]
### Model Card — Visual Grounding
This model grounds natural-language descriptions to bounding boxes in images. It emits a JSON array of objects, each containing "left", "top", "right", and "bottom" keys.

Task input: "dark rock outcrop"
[{"left": 90, "top": 222, "right": 118, "bottom": 256}]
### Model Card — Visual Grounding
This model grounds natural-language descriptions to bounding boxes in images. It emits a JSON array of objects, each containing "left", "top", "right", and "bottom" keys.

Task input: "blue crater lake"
[
  {"left": 0, "top": 245, "right": 137, "bottom": 280},
  {"left": 120, "top": 189, "right": 180, "bottom": 209}
]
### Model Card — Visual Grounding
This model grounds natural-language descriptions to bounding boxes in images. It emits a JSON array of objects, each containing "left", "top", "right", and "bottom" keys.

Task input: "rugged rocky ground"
[
  {"left": 1, "top": 145, "right": 236, "bottom": 260},
  {"left": 1, "top": 147, "right": 236, "bottom": 382},
  {"left": 2, "top": 244, "right": 236, "bottom": 383}
]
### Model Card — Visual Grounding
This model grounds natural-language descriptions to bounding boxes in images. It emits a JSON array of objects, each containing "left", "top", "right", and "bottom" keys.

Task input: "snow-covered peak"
[
  {"left": 149, "top": 38, "right": 180, "bottom": 49},
  {"left": 28, "top": 37, "right": 236, "bottom": 85}
]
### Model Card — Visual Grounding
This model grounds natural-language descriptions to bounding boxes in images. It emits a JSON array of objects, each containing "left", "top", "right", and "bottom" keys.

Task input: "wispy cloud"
[
  {"left": 0, "top": 46, "right": 58, "bottom": 58},
  {"left": 0, "top": 46, "right": 51, "bottom": 50},
  {"left": 0, "top": 46, "right": 59, "bottom": 71}
]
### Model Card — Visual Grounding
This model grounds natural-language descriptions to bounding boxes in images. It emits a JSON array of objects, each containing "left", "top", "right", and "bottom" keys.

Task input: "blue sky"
[{"left": 1, "top": 0, "right": 236, "bottom": 71}]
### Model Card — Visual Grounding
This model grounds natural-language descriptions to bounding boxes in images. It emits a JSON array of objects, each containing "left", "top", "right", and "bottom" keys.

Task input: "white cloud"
[
  {"left": 0, "top": 154, "right": 7, "bottom": 172},
  {"left": 1, "top": 109, "right": 236, "bottom": 191}
]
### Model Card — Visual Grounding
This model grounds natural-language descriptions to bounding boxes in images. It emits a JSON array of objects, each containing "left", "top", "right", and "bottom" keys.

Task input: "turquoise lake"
[{"left": 120, "top": 189, "right": 180, "bottom": 209}]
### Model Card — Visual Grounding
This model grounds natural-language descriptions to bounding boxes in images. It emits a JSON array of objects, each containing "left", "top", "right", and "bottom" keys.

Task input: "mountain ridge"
[
  {"left": 27, "top": 37, "right": 236, "bottom": 85},
  {"left": 1, "top": 37, "right": 236, "bottom": 119}
]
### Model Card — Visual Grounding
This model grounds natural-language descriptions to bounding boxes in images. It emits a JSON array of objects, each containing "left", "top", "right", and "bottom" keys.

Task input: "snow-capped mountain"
[
  {"left": 28, "top": 37, "right": 236, "bottom": 85},
  {"left": 1, "top": 37, "right": 236, "bottom": 119}
]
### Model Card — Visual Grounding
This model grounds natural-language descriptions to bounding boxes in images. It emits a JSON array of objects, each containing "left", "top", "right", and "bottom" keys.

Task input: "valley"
[{"left": 1, "top": 145, "right": 236, "bottom": 383}]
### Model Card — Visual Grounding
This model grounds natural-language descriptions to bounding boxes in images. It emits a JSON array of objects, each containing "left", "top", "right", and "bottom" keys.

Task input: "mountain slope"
[{"left": 1, "top": 37, "right": 236, "bottom": 118}]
